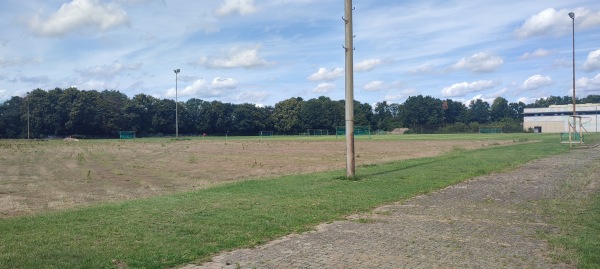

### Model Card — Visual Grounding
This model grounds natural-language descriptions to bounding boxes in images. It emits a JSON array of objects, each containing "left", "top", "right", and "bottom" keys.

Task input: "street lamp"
[
  {"left": 174, "top": 68, "right": 180, "bottom": 138},
  {"left": 569, "top": 12, "right": 576, "bottom": 142}
]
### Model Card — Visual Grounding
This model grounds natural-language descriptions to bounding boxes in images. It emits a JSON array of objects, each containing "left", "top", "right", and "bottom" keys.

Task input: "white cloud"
[
  {"left": 307, "top": 67, "right": 343, "bottom": 82},
  {"left": 17, "top": 75, "right": 51, "bottom": 84},
  {"left": 520, "top": 48, "right": 552, "bottom": 60},
  {"left": 521, "top": 75, "right": 553, "bottom": 90},
  {"left": 211, "top": 77, "right": 238, "bottom": 90},
  {"left": 0, "top": 57, "right": 42, "bottom": 68},
  {"left": 312, "top": 83, "right": 335, "bottom": 93},
  {"left": 583, "top": 49, "right": 600, "bottom": 72},
  {"left": 196, "top": 46, "right": 270, "bottom": 69},
  {"left": 517, "top": 97, "right": 539, "bottom": 105},
  {"left": 233, "top": 91, "right": 270, "bottom": 103},
  {"left": 450, "top": 52, "right": 503, "bottom": 73},
  {"left": 166, "top": 79, "right": 222, "bottom": 99},
  {"left": 408, "top": 64, "right": 437, "bottom": 75},
  {"left": 216, "top": 0, "right": 258, "bottom": 17},
  {"left": 442, "top": 80, "right": 497, "bottom": 97},
  {"left": 78, "top": 79, "right": 118, "bottom": 90},
  {"left": 577, "top": 73, "right": 600, "bottom": 94},
  {"left": 384, "top": 89, "right": 418, "bottom": 102},
  {"left": 79, "top": 61, "right": 142, "bottom": 78},
  {"left": 0, "top": 89, "right": 8, "bottom": 100},
  {"left": 355, "top": 59, "right": 382, "bottom": 72},
  {"left": 29, "top": 0, "right": 129, "bottom": 37},
  {"left": 363, "top": 80, "right": 401, "bottom": 92},
  {"left": 466, "top": 94, "right": 495, "bottom": 105},
  {"left": 515, "top": 8, "right": 600, "bottom": 39}
]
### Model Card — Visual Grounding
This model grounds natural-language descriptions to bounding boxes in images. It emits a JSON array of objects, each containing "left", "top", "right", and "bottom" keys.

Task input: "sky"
[{"left": 1, "top": 0, "right": 600, "bottom": 107}]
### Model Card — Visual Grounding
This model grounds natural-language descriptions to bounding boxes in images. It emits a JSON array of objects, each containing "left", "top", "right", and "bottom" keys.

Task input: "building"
[{"left": 523, "top": 103, "right": 600, "bottom": 133}]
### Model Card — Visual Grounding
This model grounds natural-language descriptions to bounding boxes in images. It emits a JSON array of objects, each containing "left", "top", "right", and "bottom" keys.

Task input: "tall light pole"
[
  {"left": 569, "top": 12, "right": 576, "bottom": 142},
  {"left": 344, "top": 0, "right": 355, "bottom": 177},
  {"left": 24, "top": 94, "right": 30, "bottom": 140},
  {"left": 174, "top": 69, "right": 180, "bottom": 138},
  {"left": 569, "top": 12, "right": 581, "bottom": 146}
]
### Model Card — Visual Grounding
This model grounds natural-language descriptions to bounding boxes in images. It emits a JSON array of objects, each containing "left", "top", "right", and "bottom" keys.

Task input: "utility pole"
[{"left": 344, "top": 0, "right": 355, "bottom": 177}]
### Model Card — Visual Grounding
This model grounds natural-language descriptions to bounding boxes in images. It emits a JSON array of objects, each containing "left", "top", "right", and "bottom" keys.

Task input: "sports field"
[
  {"left": 1, "top": 134, "right": 518, "bottom": 217},
  {"left": 2, "top": 133, "right": 597, "bottom": 269}
]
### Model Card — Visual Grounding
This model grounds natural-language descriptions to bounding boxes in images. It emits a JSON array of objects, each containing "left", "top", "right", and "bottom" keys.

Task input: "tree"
[
  {"left": 354, "top": 101, "right": 374, "bottom": 128},
  {"left": 232, "top": 103, "right": 268, "bottom": 135},
  {"left": 443, "top": 99, "right": 468, "bottom": 124},
  {"left": 271, "top": 97, "right": 303, "bottom": 134},
  {"left": 301, "top": 96, "right": 338, "bottom": 131},
  {"left": 582, "top": 94, "right": 600, "bottom": 103},
  {"left": 403, "top": 95, "right": 444, "bottom": 125},
  {"left": 490, "top": 97, "right": 511, "bottom": 122},
  {"left": 127, "top": 94, "right": 159, "bottom": 136},
  {"left": 468, "top": 99, "right": 490, "bottom": 124},
  {"left": 97, "top": 90, "right": 130, "bottom": 137},
  {"left": 373, "top": 101, "right": 393, "bottom": 131},
  {"left": 508, "top": 101, "right": 526, "bottom": 121},
  {"left": 0, "top": 96, "right": 24, "bottom": 138}
]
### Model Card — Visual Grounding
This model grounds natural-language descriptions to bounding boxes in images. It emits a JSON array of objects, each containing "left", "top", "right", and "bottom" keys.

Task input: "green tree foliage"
[
  {"left": 468, "top": 99, "right": 490, "bottom": 124},
  {"left": 443, "top": 99, "right": 468, "bottom": 124},
  {"left": 3, "top": 87, "right": 600, "bottom": 138},
  {"left": 490, "top": 97, "right": 511, "bottom": 122},
  {"left": 271, "top": 97, "right": 303, "bottom": 134},
  {"left": 403, "top": 95, "right": 444, "bottom": 125}
]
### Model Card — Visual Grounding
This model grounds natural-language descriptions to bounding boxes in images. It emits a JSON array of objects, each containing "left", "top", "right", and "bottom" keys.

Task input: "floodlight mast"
[
  {"left": 569, "top": 13, "right": 576, "bottom": 117},
  {"left": 174, "top": 69, "right": 180, "bottom": 138},
  {"left": 344, "top": 0, "right": 355, "bottom": 177},
  {"left": 569, "top": 12, "right": 576, "bottom": 145}
]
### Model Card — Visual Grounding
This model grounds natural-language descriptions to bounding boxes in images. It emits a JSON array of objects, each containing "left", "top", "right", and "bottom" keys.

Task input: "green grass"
[
  {"left": 0, "top": 135, "right": 570, "bottom": 268},
  {"left": 540, "top": 162, "right": 600, "bottom": 268}
]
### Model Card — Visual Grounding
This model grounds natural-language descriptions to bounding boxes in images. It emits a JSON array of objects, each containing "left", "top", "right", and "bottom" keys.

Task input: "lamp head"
[
  {"left": 569, "top": 12, "right": 575, "bottom": 19},
  {"left": 174, "top": 69, "right": 180, "bottom": 74}
]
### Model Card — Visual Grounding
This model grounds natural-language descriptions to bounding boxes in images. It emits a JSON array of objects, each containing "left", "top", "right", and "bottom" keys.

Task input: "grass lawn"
[{"left": 0, "top": 134, "right": 586, "bottom": 268}]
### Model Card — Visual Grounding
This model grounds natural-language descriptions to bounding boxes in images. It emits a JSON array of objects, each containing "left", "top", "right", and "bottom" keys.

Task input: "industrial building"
[{"left": 523, "top": 103, "right": 600, "bottom": 133}]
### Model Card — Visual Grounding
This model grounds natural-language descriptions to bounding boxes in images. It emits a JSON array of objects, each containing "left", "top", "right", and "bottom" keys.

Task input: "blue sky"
[{"left": 1, "top": 0, "right": 600, "bottom": 106}]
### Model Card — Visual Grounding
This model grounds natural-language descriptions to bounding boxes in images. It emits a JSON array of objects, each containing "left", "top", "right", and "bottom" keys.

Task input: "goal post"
[
  {"left": 336, "top": 125, "right": 371, "bottom": 138},
  {"left": 307, "top": 129, "right": 329, "bottom": 136},
  {"left": 259, "top": 130, "right": 273, "bottom": 137},
  {"left": 479, "top": 126, "right": 502, "bottom": 134},
  {"left": 119, "top": 131, "right": 135, "bottom": 139}
]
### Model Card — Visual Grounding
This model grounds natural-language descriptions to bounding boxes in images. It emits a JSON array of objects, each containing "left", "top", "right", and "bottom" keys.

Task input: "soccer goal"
[
  {"left": 307, "top": 129, "right": 329, "bottom": 136},
  {"left": 119, "top": 131, "right": 136, "bottom": 139},
  {"left": 479, "top": 127, "right": 502, "bottom": 133},
  {"left": 336, "top": 126, "right": 371, "bottom": 138},
  {"left": 259, "top": 130, "right": 273, "bottom": 137}
]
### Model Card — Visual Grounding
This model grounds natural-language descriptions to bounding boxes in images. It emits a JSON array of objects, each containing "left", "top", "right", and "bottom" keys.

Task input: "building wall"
[{"left": 523, "top": 104, "right": 600, "bottom": 133}]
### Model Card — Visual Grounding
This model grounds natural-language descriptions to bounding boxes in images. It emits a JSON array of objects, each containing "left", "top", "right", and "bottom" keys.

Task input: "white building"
[{"left": 523, "top": 103, "right": 600, "bottom": 133}]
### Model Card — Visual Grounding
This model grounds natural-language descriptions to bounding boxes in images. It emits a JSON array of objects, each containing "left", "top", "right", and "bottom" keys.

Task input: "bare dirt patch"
[{"left": 0, "top": 138, "right": 511, "bottom": 217}]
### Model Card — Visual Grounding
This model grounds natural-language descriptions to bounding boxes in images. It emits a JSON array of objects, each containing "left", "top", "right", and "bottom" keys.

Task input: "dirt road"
[{"left": 185, "top": 146, "right": 599, "bottom": 268}]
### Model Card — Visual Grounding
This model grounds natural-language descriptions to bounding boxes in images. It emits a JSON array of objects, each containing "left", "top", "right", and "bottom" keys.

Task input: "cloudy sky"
[{"left": 1, "top": 0, "right": 600, "bottom": 106}]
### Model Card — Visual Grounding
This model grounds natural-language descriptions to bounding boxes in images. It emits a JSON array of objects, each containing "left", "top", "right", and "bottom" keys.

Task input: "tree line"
[{"left": 1, "top": 87, "right": 599, "bottom": 138}]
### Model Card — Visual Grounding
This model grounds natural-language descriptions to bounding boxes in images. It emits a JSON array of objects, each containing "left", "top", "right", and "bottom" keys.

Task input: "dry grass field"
[{"left": 0, "top": 137, "right": 511, "bottom": 218}]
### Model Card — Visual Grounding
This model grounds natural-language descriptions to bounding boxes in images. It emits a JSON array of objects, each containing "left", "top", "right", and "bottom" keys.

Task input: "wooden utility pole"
[{"left": 344, "top": 0, "right": 355, "bottom": 177}]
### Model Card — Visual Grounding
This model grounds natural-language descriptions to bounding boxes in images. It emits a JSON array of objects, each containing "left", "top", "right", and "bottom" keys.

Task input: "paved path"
[{"left": 183, "top": 147, "right": 599, "bottom": 269}]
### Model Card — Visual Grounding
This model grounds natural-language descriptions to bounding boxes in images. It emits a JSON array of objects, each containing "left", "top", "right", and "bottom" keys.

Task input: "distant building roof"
[{"left": 525, "top": 103, "right": 600, "bottom": 113}]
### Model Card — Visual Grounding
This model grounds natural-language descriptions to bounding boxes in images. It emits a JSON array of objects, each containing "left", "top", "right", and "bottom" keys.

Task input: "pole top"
[{"left": 174, "top": 69, "right": 180, "bottom": 74}]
